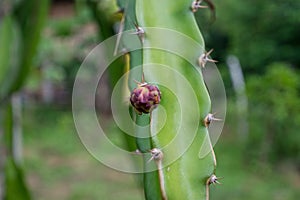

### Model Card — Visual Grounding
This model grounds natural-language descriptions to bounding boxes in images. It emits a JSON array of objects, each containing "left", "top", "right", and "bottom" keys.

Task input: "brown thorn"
[
  {"left": 132, "top": 24, "right": 145, "bottom": 43},
  {"left": 191, "top": 0, "right": 208, "bottom": 12},
  {"left": 206, "top": 48, "right": 214, "bottom": 55},
  {"left": 204, "top": 113, "right": 223, "bottom": 127},
  {"left": 206, "top": 174, "right": 221, "bottom": 200},
  {"left": 133, "top": 79, "right": 147, "bottom": 87},
  {"left": 198, "top": 49, "right": 218, "bottom": 68},
  {"left": 204, "top": 0, "right": 216, "bottom": 22},
  {"left": 113, "top": 14, "right": 125, "bottom": 56},
  {"left": 147, "top": 148, "right": 163, "bottom": 163},
  {"left": 141, "top": 73, "right": 145, "bottom": 83},
  {"left": 147, "top": 148, "right": 167, "bottom": 200},
  {"left": 208, "top": 174, "right": 221, "bottom": 185}
]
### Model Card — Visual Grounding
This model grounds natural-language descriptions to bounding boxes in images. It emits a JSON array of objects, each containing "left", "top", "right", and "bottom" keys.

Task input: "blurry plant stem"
[
  {"left": 0, "top": 106, "right": 6, "bottom": 200},
  {"left": 86, "top": 0, "right": 115, "bottom": 42},
  {"left": 260, "top": 120, "right": 274, "bottom": 163},
  {"left": 11, "top": 93, "right": 23, "bottom": 165},
  {"left": 86, "top": 0, "right": 125, "bottom": 91},
  {"left": 226, "top": 55, "right": 248, "bottom": 140},
  {"left": 0, "top": 0, "right": 48, "bottom": 198},
  {"left": 41, "top": 66, "right": 54, "bottom": 104},
  {"left": 1, "top": 97, "right": 30, "bottom": 200},
  {"left": 0, "top": 93, "right": 24, "bottom": 187}
]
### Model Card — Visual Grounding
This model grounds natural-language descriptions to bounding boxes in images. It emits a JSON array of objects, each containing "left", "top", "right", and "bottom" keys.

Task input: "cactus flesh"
[{"left": 118, "top": 0, "right": 218, "bottom": 199}]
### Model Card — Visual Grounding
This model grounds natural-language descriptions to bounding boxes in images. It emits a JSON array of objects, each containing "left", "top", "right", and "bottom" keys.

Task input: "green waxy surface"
[
  {"left": 135, "top": 114, "right": 163, "bottom": 200},
  {"left": 122, "top": 0, "right": 216, "bottom": 199},
  {"left": 0, "top": 15, "right": 22, "bottom": 102},
  {"left": 121, "top": 1, "right": 163, "bottom": 199}
]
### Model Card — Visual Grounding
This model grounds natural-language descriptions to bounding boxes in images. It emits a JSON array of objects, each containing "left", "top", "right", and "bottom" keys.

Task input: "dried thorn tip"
[
  {"left": 148, "top": 148, "right": 163, "bottom": 163},
  {"left": 133, "top": 24, "right": 145, "bottom": 43},
  {"left": 207, "top": 174, "right": 221, "bottom": 185},
  {"left": 206, "top": 174, "right": 221, "bottom": 200},
  {"left": 198, "top": 49, "right": 218, "bottom": 68},
  {"left": 191, "top": 0, "right": 208, "bottom": 12},
  {"left": 204, "top": 113, "right": 222, "bottom": 127},
  {"left": 133, "top": 79, "right": 147, "bottom": 87}
]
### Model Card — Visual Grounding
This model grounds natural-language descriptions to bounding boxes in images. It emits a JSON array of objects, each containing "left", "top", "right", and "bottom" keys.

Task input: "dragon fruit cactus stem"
[{"left": 118, "top": 0, "right": 220, "bottom": 199}]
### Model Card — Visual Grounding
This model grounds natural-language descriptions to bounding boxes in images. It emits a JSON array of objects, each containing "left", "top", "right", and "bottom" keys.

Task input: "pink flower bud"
[{"left": 130, "top": 83, "right": 161, "bottom": 114}]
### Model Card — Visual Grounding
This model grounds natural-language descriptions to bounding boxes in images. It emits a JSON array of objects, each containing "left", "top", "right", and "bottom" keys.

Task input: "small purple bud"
[{"left": 130, "top": 83, "right": 161, "bottom": 114}]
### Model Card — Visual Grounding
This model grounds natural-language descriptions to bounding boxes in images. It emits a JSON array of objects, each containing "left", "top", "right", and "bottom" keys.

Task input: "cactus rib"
[{"left": 120, "top": 0, "right": 218, "bottom": 199}]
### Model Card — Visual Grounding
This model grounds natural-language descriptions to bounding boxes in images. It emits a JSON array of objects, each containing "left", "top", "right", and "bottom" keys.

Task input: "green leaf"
[{"left": 5, "top": 158, "right": 31, "bottom": 200}]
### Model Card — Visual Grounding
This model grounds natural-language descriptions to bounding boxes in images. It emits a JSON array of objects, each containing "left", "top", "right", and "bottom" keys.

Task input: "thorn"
[
  {"left": 133, "top": 79, "right": 141, "bottom": 85},
  {"left": 113, "top": 13, "right": 125, "bottom": 56},
  {"left": 198, "top": 49, "right": 218, "bottom": 68},
  {"left": 133, "top": 73, "right": 146, "bottom": 86},
  {"left": 207, "top": 174, "right": 221, "bottom": 185},
  {"left": 147, "top": 148, "right": 167, "bottom": 200},
  {"left": 204, "top": 113, "right": 223, "bottom": 127},
  {"left": 147, "top": 148, "right": 163, "bottom": 163},
  {"left": 191, "top": 0, "right": 208, "bottom": 13},
  {"left": 141, "top": 73, "right": 145, "bottom": 83},
  {"left": 206, "top": 174, "right": 221, "bottom": 200},
  {"left": 132, "top": 24, "right": 145, "bottom": 43},
  {"left": 133, "top": 79, "right": 147, "bottom": 87}
]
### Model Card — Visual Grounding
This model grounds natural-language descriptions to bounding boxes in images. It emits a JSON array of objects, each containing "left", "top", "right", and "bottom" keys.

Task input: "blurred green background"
[{"left": 0, "top": 0, "right": 299, "bottom": 199}]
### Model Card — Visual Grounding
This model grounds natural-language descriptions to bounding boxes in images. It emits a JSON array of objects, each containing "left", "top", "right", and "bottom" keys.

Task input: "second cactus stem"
[{"left": 119, "top": 0, "right": 219, "bottom": 199}]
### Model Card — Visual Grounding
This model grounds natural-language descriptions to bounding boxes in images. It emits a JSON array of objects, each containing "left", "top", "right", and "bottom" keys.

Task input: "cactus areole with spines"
[{"left": 118, "top": 0, "right": 219, "bottom": 199}]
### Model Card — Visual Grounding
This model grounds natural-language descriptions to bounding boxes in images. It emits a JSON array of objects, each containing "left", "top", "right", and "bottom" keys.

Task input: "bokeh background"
[{"left": 0, "top": 0, "right": 299, "bottom": 199}]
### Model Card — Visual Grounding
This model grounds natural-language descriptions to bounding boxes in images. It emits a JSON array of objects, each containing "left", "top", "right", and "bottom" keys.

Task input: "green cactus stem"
[
  {"left": 0, "top": 1, "right": 49, "bottom": 199},
  {"left": 119, "top": 0, "right": 218, "bottom": 199}
]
